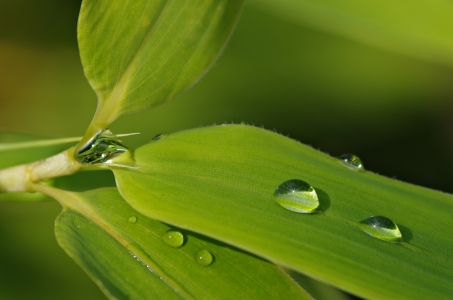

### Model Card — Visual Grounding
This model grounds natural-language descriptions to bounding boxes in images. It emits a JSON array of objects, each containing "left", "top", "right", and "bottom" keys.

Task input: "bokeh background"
[{"left": 1, "top": 0, "right": 453, "bottom": 299}]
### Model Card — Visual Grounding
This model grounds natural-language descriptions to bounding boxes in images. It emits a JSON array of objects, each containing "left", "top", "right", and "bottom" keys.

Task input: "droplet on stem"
[{"left": 76, "top": 129, "right": 129, "bottom": 165}]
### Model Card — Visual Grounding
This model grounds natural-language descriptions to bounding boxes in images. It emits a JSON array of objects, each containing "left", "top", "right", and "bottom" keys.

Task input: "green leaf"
[
  {"left": 249, "top": 0, "right": 453, "bottom": 67},
  {"left": 113, "top": 124, "right": 453, "bottom": 300},
  {"left": 77, "top": 0, "right": 244, "bottom": 141},
  {"left": 35, "top": 185, "right": 310, "bottom": 299}
]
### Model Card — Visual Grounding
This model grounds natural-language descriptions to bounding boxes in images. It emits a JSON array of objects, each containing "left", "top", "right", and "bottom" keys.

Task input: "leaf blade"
[
  {"left": 41, "top": 186, "right": 310, "bottom": 299},
  {"left": 78, "top": 0, "right": 244, "bottom": 131},
  {"left": 113, "top": 125, "right": 453, "bottom": 300}
]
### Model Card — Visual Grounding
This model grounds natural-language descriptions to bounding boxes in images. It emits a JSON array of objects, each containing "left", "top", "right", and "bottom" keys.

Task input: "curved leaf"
[
  {"left": 113, "top": 125, "right": 453, "bottom": 300},
  {"left": 34, "top": 185, "right": 310, "bottom": 299},
  {"left": 249, "top": 0, "right": 453, "bottom": 67},
  {"left": 77, "top": 0, "right": 244, "bottom": 142}
]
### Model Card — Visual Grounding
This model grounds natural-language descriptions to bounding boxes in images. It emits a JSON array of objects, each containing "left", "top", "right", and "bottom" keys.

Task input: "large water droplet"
[
  {"left": 76, "top": 129, "right": 129, "bottom": 165},
  {"left": 128, "top": 216, "right": 138, "bottom": 223},
  {"left": 358, "top": 216, "right": 402, "bottom": 243},
  {"left": 273, "top": 179, "right": 319, "bottom": 213},
  {"left": 195, "top": 249, "right": 213, "bottom": 267},
  {"left": 162, "top": 230, "right": 184, "bottom": 248},
  {"left": 339, "top": 154, "right": 364, "bottom": 171}
]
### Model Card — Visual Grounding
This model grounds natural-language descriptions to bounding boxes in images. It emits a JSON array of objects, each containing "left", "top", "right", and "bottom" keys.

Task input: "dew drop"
[
  {"left": 76, "top": 129, "right": 129, "bottom": 165},
  {"left": 273, "top": 179, "right": 319, "bottom": 213},
  {"left": 195, "top": 249, "right": 213, "bottom": 267},
  {"left": 339, "top": 154, "right": 364, "bottom": 171},
  {"left": 162, "top": 230, "right": 184, "bottom": 248},
  {"left": 358, "top": 216, "right": 402, "bottom": 243},
  {"left": 128, "top": 216, "right": 138, "bottom": 223}
]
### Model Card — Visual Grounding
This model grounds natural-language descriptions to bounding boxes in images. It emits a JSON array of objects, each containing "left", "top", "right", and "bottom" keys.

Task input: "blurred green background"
[{"left": 1, "top": 0, "right": 453, "bottom": 299}]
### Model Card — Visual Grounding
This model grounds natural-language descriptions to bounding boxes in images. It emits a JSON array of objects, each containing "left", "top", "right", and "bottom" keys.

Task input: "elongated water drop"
[
  {"left": 339, "top": 154, "right": 364, "bottom": 171},
  {"left": 162, "top": 230, "right": 184, "bottom": 248},
  {"left": 273, "top": 179, "right": 319, "bottom": 213},
  {"left": 128, "top": 216, "right": 138, "bottom": 223},
  {"left": 358, "top": 216, "right": 402, "bottom": 243},
  {"left": 195, "top": 249, "right": 213, "bottom": 266},
  {"left": 76, "top": 129, "right": 129, "bottom": 165}
]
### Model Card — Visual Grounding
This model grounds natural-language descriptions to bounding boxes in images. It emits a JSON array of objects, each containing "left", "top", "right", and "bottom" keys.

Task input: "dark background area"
[{"left": 1, "top": 1, "right": 452, "bottom": 299}]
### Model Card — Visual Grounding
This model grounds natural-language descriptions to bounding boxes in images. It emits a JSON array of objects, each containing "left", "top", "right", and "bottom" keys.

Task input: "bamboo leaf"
[
  {"left": 249, "top": 0, "right": 453, "bottom": 67},
  {"left": 36, "top": 186, "right": 310, "bottom": 299},
  {"left": 113, "top": 125, "right": 453, "bottom": 300},
  {"left": 77, "top": 0, "right": 244, "bottom": 142}
]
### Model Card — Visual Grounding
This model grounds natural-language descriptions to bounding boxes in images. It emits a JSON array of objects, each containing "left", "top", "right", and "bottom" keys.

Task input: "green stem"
[{"left": 0, "top": 147, "right": 81, "bottom": 193}]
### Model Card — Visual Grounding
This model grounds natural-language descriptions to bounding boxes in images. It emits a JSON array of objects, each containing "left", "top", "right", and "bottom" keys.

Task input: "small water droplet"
[
  {"left": 162, "top": 230, "right": 184, "bottom": 248},
  {"left": 152, "top": 133, "right": 163, "bottom": 141},
  {"left": 273, "top": 179, "right": 319, "bottom": 213},
  {"left": 358, "top": 216, "right": 402, "bottom": 243},
  {"left": 195, "top": 249, "right": 213, "bottom": 266},
  {"left": 128, "top": 216, "right": 138, "bottom": 223},
  {"left": 339, "top": 154, "right": 364, "bottom": 171}
]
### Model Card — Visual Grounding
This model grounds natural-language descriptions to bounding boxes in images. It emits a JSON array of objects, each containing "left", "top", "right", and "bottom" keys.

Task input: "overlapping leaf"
[
  {"left": 113, "top": 125, "right": 453, "bottom": 300},
  {"left": 35, "top": 186, "right": 310, "bottom": 299}
]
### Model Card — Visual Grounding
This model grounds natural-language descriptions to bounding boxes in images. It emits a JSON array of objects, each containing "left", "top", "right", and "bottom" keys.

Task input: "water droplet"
[
  {"left": 273, "top": 179, "right": 319, "bottom": 213},
  {"left": 195, "top": 249, "right": 213, "bottom": 266},
  {"left": 339, "top": 154, "right": 364, "bottom": 171},
  {"left": 152, "top": 133, "right": 163, "bottom": 141},
  {"left": 358, "top": 216, "right": 402, "bottom": 243},
  {"left": 162, "top": 230, "right": 184, "bottom": 248},
  {"left": 76, "top": 129, "right": 129, "bottom": 165},
  {"left": 128, "top": 216, "right": 138, "bottom": 223}
]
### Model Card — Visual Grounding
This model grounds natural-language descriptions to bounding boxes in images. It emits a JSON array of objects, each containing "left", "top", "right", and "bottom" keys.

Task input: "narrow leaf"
[
  {"left": 0, "top": 133, "right": 78, "bottom": 169},
  {"left": 249, "top": 0, "right": 453, "bottom": 67},
  {"left": 35, "top": 185, "right": 310, "bottom": 299},
  {"left": 78, "top": 0, "right": 244, "bottom": 137},
  {"left": 113, "top": 125, "right": 453, "bottom": 300}
]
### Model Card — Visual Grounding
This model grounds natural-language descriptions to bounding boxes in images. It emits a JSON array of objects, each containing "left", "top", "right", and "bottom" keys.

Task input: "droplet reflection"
[
  {"left": 162, "top": 230, "right": 184, "bottom": 248},
  {"left": 339, "top": 154, "right": 364, "bottom": 171},
  {"left": 358, "top": 216, "right": 402, "bottom": 243},
  {"left": 273, "top": 179, "right": 319, "bottom": 213},
  {"left": 195, "top": 249, "right": 213, "bottom": 266}
]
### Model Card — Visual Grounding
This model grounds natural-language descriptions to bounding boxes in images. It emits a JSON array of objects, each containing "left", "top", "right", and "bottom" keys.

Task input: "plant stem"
[{"left": 0, "top": 147, "right": 81, "bottom": 193}]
